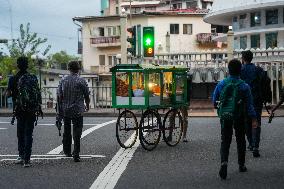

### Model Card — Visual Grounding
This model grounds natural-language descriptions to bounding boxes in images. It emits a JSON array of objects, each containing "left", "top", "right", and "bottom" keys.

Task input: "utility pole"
[
  {"left": 227, "top": 26, "right": 234, "bottom": 62},
  {"left": 120, "top": 11, "right": 127, "bottom": 64}
]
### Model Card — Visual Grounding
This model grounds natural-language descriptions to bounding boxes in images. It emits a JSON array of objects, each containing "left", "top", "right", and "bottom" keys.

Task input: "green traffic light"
[{"left": 143, "top": 27, "right": 154, "bottom": 57}]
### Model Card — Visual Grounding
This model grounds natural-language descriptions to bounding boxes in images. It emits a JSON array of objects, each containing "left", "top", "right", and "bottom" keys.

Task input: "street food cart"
[{"left": 110, "top": 64, "right": 189, "bottom": 151}]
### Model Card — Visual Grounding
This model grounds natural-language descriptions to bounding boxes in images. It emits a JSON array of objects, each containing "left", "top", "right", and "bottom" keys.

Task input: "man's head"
[
  {"left": 228, "top": 59, "right": 242, "bottom": 76},
  {"left": 68, "top": 61, "right": 81, "bottom": 73},
  {"left": 241, "top": 50, "right": 253, "bottom": 64},
  {"left": 17, "top": 56, "right": 29, "bottom": 71}
]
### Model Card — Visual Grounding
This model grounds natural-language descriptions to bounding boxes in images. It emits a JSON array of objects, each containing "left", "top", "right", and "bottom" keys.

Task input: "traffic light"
[
  {"left": 143, "top": 27, "right": 154, "bottom": 57},
  {"left": 127, "top": 26, "right": 136, "bottom": 56}
]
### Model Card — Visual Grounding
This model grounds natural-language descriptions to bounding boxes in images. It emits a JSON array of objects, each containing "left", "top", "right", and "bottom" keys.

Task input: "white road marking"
[
  {"left": 0, "top": 155, "right": 105, "bottom": 157},
  {"left": 0, "top": 122, "right": 10, "bottom": 124},
  {"left": 47, "top": 120, "right": 116, "bottom": 155},
  {"left": 0, "top": 155, "right": 105, "bottom": 162},
  {"left": 90, "top": 133, "right": 140, "bottom": 189},
  {"left": 0, "top": 128, "right": 7, "bottom": 130}
]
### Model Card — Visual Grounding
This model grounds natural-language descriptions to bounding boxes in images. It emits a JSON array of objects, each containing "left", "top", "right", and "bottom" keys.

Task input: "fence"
[{"left": 0, "top": 86, "right": 112, "bottom": 109}]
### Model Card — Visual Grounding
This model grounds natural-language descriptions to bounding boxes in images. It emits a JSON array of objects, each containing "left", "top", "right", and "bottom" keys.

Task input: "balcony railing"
[
  {"left": 90, "top": 36, "right": 121, "bottom": 47},
  {"left": 196, "top": 33, "right": 221, "bottom": 43}
]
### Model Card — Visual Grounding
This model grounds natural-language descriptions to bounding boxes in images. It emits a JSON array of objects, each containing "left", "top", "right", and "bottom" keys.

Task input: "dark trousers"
[
  {"left": 245, "top": 108, "right": 262, "bottom": 150},
  {"left": 220, "top": 119, "right": 246, "bottom": 166},
  {"left": 17, "top": 114, "right": 36, "bottom": 162},
  {"left": 63, "top": 116, "right": 83, "bottom": 157}
]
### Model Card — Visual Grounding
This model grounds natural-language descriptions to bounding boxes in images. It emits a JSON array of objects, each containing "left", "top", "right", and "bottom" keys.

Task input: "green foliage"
[
  {"left": 0, "top": 23, "right": 51, "bottom": 86},
  {"left": 47, "top": 50, "right": 79, "bottom": 69},
  {"left": 6, "top": 23, "right": 51, "bottom": 57}
]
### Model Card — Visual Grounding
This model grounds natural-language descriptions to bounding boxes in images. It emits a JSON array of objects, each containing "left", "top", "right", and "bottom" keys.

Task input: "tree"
[
  {"left": 0, "top": 23, "right": 51, "bottom": 86},
  {"left": 47, "top": 50, "right": 79, "bottom": 70},
  {"left": 6, "top": 23, "right": 51, "bottom": 57}
]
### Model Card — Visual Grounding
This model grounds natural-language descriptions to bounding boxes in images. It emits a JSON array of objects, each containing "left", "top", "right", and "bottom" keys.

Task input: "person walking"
[
  {"left": 213, "top": 59, "right": 258, "bottom": 180},
  {"left": 180, "top": 73, "right": 192, "bottom": 142},
  {"left": 58, "top": 61, "right": 90, "bottom": 162},
  {"left": 240, "top": 50, "right": 265, "bottom": 158},
  {"left": 6, "top": 56, "right": 42, "bottom": 167}
]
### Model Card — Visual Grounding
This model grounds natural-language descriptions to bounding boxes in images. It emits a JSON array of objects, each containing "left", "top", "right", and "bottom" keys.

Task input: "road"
[{"left": 0, "top": 116, "right": 284, "bottom": 189}]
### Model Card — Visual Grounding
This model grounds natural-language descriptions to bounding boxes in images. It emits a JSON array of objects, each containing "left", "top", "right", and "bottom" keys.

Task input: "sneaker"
[
  {"left": 219, "top": 163, "right": 227, "bottom": 180},
  {"left": 239, "top": 165, "right": 247, "bottom": 172},
  {"left": 183, "top": 137, "right": 188, "bottom": 142},
  {"left": 73, "top": 156, "right": 80, "bottom": 162},
  {"left": 23, "top": 161, "right": 31, "bottom": 168},
  {"left": 253, "top": 150, "right": 260, "bottom": 158},
  {"left": 15, "top": 157, "right": 24, "bottom": 165}
]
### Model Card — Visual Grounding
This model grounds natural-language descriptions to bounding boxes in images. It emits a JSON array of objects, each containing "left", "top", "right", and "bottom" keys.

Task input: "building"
[
  {"left": 73, "top": 9, "right": 217, "bottom": 82},
  {"left": 101, "top": 0, "right": 214, "bottom": 16},
  {"left": 204, "top": 0, "right": 284, "bottom": 49}
]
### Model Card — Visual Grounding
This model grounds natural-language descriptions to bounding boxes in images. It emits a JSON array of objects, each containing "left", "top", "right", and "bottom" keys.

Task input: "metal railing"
[{"left": 0, "top": 86, "right": 112, "bottom": 109}]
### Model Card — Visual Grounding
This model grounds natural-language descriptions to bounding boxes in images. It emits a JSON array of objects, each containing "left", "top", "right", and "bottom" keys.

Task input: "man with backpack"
[
  {"left": 213, "top": 59, "right": 258, "bottom": 180},
  {"left": 58, "top": 61, "right": 90, "bottom": 162},
  {"left": 240, "top": 50, "right": 272, "bottom": 158},
  {"left": 6, "top": 56, "right": 42, "bottom": 167}
]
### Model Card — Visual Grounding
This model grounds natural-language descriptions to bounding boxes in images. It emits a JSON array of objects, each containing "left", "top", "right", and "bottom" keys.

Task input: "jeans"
[
  {"left": 220, "top": 119, "right": 246, "bottom": 166},
  {"left": 63, "top": 116, "right": 83, "bottom": 157},
  {"left": 246, "top": 108, "right": 262, "bottom": 150},
  {"left": 17, "top": 114, "right": 36, "bottom": 162}
]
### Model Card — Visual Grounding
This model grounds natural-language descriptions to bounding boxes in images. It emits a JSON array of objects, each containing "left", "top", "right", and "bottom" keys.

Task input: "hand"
[
  {"left": 85, "top": 104, "right": 90, "bottom": 112},
  {"left": 252, "top": 118, "right": 258, "bottom": 129}
]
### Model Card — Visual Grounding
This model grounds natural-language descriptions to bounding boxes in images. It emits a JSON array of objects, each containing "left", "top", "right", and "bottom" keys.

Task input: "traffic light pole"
[{"left": 120, "top": 14, "right": 127, "bottom": 64}]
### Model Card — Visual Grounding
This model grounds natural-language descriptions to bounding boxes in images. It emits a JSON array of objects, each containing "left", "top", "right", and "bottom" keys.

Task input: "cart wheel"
[
  {"left": 116, "top": 110, "right": 138, "bottom": 149},
  {"left": 139, "top": 109, "right": 162, "bottom": 151},
  {"left": 162, "top": 109, "right": 183, "bottom": 147}
]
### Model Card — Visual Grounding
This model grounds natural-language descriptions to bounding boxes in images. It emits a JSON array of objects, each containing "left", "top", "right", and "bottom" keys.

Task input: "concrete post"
[
  {"left": 227, "top": 27, "right": 234, "bottom": 62},
  {"left": 120, "top": 14, "right": 127, "bottom": 64}
]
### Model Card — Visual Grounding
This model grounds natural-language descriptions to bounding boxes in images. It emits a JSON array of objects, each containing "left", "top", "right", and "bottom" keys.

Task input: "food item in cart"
[{"left": 116, "top": 78, "right": 129, "bottom": 97}]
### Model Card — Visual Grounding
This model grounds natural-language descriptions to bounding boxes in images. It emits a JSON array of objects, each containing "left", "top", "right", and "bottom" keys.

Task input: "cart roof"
[{"left": 110, "top": 64, "right": 189, "bottom": 72}]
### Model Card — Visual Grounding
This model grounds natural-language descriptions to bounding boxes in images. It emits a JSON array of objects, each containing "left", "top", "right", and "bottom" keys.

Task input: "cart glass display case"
[{"left": 110, "top": 64, "right": 188, "bottom": 109}]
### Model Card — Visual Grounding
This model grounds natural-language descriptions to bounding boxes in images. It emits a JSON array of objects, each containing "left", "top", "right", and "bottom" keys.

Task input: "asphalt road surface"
[{"left": 0, "top": 116, "right": 284, "bottom": 189}]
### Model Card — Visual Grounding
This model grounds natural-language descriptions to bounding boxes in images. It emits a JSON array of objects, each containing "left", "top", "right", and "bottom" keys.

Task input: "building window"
[
  {"left": 202, "top": 2, "right": 207, "bottom": 9},
  {"left": 183, "top": 24, "right": 192, "bottom": 35},
  {"left": 239, "top": 14, "right": 247, "bottom": 29},
  {"left": 116, "top": 7, "right": 119, "bottom": 15},
  {"left": 114, "top": 56, "right": 118, "bottom": 65},
  {"left": 107, "top": 27, "right": 112, "bottom": 36},
  {"left": 232, "top": 16, "right": 238, "bottom": 30},
  {"left": 99, "top": 55, "right": 105, "bottom": 65},
  {"left": 250, "top": 12, "right": 261, "bottom": 27},
  {"left": 113, "top": 27, "right": 117, "bottom": 36},
  {"left": 266, "top": 9, "right": 278, "bottom": 25},
  {"left": 266, "top": 32, "right": 278, "bottom": 48},
  {"left": 240, "top": 36, "right": 247, "bottom": 49},
  {"left": 234, "top": 37, "right": 238, "bottom": 49},
  {"left": 108, "top": 56, "right": 113, "bottom": 66},
  {"left": 99, "top": 27, "right": 104, "bottom": 37},
  {"left": 186, "top": 1, "right": 197, "bottom": 9},
  {"left": 170, "top": 24, "right": 179, "bottom": 34},
  {"left": 172, "top": 3, "right": 182, "bottom": 9},
  {"left": 145, "top": 7, "right": 156, "bottom": 11},
  {"left": 251, "top": 34, "right": 260, "bottom": 49}
]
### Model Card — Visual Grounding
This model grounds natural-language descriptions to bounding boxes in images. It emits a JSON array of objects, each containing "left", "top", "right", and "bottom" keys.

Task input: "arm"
[
  {"left": 6, "top": 77, "right": 14, "bottom": 97},
  {"left": 244, "top": 85, "right": 258, "bottom": 128},
  {"left": 81, "top": 79, "right": 90, "bottom": 111},
  {"left": 212, "top": 81, "right": 223, "bottom": 108}
]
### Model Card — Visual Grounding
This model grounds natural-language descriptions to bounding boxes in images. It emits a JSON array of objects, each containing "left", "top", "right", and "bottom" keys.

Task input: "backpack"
[
  {"left": 16, "top": 73, "right": 42, "bottom": 114},
  {"left": 217, "top": 79, "right": 244, "bottom": 121},
  {"left": 251, "top": 66, "right": 272, "bottom": 106}
]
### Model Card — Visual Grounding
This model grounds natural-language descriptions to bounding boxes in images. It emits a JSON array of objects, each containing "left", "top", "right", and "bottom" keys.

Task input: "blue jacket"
[{"left": 213, "top": 76, "right": 256, "bottom": 118}]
